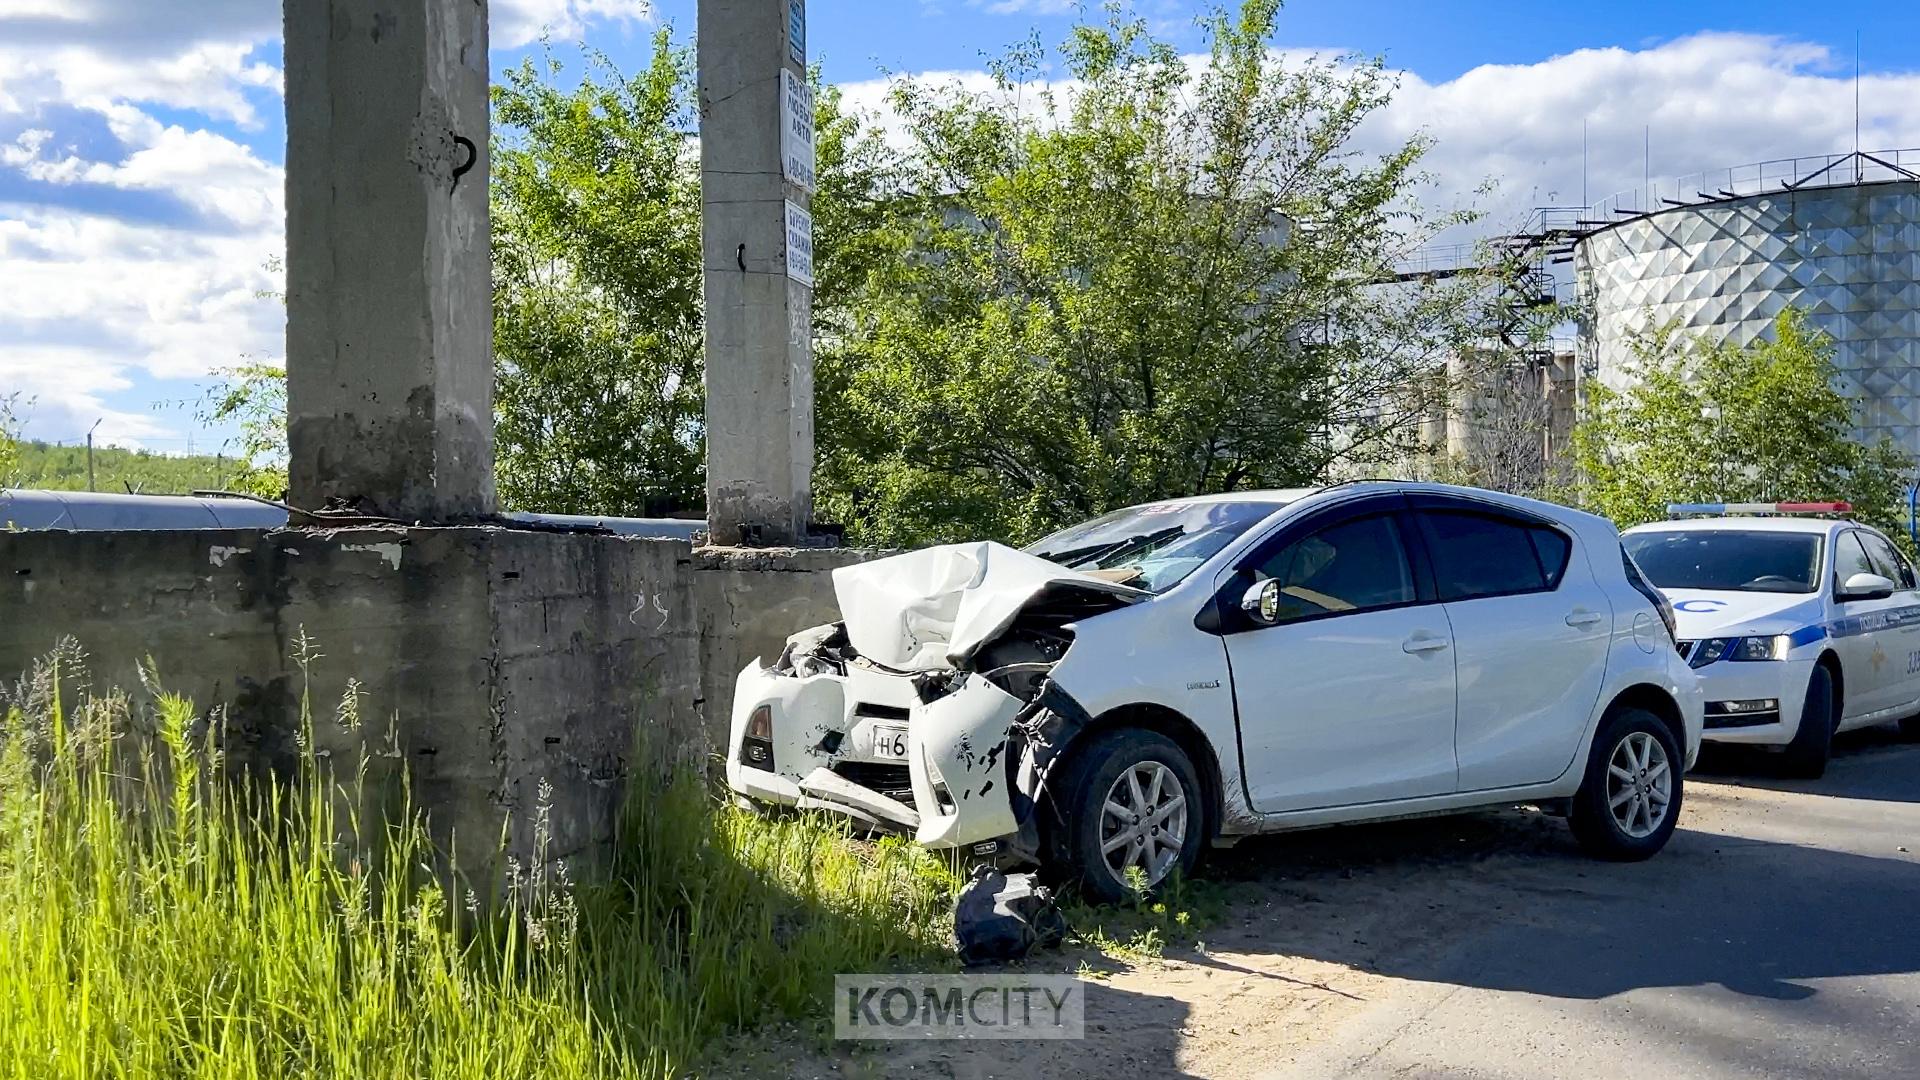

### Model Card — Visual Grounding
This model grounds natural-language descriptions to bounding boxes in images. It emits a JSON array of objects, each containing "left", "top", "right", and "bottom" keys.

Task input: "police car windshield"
[
  {"left": 1027, "top": 500, "right": 1283, "bottom": 594},
  {"left": 1622, "top": 530, "right": 1823, "bottom": 594}
]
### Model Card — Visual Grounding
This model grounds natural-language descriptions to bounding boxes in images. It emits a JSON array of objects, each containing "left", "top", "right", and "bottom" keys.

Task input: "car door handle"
[
  {"left": 1565, "top": 609, "right": 1605, "bottom": 628},
  {"left": 1402, "top": 633, "right": 1450, "bottom": 654}
]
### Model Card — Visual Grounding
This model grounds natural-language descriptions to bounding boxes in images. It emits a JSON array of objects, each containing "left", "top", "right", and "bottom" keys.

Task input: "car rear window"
[
  {"left": 1529, "top": 527, "right": 1572, "bottom": 588},
  {"left": 1417, "top": 511, "right": 1559, "bottom": 601},
  {"left": 1621, "top": 530, "right": 1822, "bottom": 593}
]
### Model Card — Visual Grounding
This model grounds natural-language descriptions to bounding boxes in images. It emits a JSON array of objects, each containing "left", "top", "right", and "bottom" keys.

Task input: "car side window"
[
  {"left": 1858, "top": 531, "right": 1916, "bottom": 589},
  {"left": 1834, "top": 532, "right": 1875, "bottom": 593},
  {"left": 1246, "top": 514, "right": 1414, "bottom": 624},
  {"left": 1416, "top": 510, "right": 1551, "bottom": 601},
  {"left": 1529, "top": 527, "right": 1573, "bottom": 589}
]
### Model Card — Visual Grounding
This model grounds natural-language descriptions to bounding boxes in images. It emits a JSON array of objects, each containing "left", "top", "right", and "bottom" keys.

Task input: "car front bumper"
[
  {"left": 1690, "top": 656, "right": 1817, "bottom": 747},
  {"left": 724, "top": 659, "right": 1028, "bottom": 851}
]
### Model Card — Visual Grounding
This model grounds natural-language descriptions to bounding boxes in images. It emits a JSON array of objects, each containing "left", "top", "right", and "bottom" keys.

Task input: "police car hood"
[
  {"left": 1663, "top": 589, "right": 1824, "bottom": 640},
  {"left": 832, "top": 541, "right": 1148, "bottom": 671}
]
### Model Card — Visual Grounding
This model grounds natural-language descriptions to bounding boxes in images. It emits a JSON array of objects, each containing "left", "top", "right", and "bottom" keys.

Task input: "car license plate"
[{"left": 868, "top": 723, "right": 909, "bottom": 760}]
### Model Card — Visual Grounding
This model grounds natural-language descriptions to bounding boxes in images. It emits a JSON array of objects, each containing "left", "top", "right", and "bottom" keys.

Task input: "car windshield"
[
  {"left": 1026, "top": 500, "right": 1284, "bottom": 593},
  {"left": 1622, "top": 530, "right": 1823, "bottom": 594}
]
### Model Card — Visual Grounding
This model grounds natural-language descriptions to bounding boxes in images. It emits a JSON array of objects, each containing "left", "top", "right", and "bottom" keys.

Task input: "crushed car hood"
[{"left": 832, "top": 541, "right": 1148, "bottom": 671}]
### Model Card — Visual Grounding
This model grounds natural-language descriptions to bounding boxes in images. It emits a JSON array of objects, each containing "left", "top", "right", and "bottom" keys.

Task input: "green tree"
[
  {"left": 0, "top": 395, "right": 19, "bottom": 488},
  {"left": 1569, "top": 309, "right": 1914, "bottom": 538},
  {"left": 197, "top": 363, "right": 289, "bottom": 498},
  {"left": 489, "top": 36, "right": 885, "bottom": 518},
  {"left": 813, "top": 1, "right": 1486, "bottom": 546},
  {"left": 490, "top": 34, "right": 706, "bottom": 516},
  {"left": 9, "top": 441, "right": 233, "bottom": 494}
]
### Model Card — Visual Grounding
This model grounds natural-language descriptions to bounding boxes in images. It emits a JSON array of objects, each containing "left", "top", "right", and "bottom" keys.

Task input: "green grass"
[
  {"left": 0, "top": 641, "right": 958, "bottom": 1078},
  {"left": 1061, "top": 866, "right": 1227, "bottom": 962}
]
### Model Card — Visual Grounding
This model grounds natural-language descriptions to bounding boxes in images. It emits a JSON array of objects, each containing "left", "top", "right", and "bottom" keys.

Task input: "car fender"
[
  {"left": 907, "top": 675, "right": 1024, "bottom": 847},
  {"left": 1575, "top": 636, "right": 1704, "bottom": 782},
  {"left": 1043, "top": 602, "right": 1253, "bottom": 830}
]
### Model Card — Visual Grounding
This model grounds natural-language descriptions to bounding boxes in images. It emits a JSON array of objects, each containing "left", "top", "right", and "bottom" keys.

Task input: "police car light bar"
[{"left": 1666, "top": 501, "right": 1852, "bottom": 516}]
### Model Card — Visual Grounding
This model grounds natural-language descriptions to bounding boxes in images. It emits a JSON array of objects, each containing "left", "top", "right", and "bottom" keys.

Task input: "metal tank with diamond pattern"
[{"left": 1575, "top": 152, "right": 1920, "bottom": 452}]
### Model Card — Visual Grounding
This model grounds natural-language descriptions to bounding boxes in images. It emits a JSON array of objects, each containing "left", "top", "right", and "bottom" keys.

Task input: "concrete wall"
[
  {"left": 0, "top": 526, "right": 873, "bottom": 871},
  {"left": 690, "top": 545, "right": 880, "bottom": 751}
]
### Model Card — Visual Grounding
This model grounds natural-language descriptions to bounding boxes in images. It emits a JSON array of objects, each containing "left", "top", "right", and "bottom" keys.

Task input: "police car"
[{"left": 1622, "top": 502, "right": 1920, "bottom": 778}]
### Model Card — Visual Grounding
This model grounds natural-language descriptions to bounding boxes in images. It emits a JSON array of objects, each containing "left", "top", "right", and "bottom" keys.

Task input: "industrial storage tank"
[{"left": 1575, "top": 151, "right": 1920, "bottom": 451}]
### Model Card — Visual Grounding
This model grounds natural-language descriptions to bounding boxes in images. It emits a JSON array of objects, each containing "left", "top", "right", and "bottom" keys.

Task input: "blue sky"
[{"left": 0, "top": 0, "right": 1916, "bottom": 454}]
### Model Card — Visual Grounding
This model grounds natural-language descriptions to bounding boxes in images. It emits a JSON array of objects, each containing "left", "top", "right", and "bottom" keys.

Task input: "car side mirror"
[
  {"left": 1839, "top": 572, "right": 1896, "bottom": 601},
  {"left": 1240, "top": 579, "right": 1282, "bottom": 626}
]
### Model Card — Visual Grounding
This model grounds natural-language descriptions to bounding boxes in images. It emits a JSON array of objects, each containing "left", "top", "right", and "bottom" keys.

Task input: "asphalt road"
[
  {"left": 781, "top": 730, "right": 1920, "bottom": 1079},
  {"left": 1267, "top": 731, "right": 1920, "bottom": 1079}
]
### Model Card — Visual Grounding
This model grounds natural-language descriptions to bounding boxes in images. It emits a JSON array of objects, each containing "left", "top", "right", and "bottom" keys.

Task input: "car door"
[
  {"left": 1835, "top": 529, "right": 1916, "bottom": 719},
  {"left": 1217, "top": 497, "right": 1459, "bottom": 814},
  {"left": 1409, "top": 498, "right": 1611, "bottom": 792},
  {"left": 1856, "top": 529, "right": 1920, "bottom": 715}
]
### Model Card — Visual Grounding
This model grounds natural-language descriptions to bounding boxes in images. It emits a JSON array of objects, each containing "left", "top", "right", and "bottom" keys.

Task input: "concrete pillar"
[
  {"left": 284, "top": 0, "right": 496, "bottom": 521},
  {"left": 699, "top": 0, "right": 814, "bottom": 546}
]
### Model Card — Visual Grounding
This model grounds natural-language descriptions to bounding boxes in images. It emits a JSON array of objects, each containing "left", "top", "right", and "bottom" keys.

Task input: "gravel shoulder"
[{"left": 754, "top": 728, "right": 1920, "bottom": 1079}]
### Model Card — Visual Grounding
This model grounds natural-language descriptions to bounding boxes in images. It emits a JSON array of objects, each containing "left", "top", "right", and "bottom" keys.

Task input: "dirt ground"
[{"left": 738, "top": 727, "right": 1920, "bottom": 1079}]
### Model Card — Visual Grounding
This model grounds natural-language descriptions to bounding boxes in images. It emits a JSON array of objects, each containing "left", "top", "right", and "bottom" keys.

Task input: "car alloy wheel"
[
  {"left": 1099, "top": 761, "right": 1189, "bottom": 888},
  {"left": 1606, "top": 730, "right": 1672, "bottom": 839}
]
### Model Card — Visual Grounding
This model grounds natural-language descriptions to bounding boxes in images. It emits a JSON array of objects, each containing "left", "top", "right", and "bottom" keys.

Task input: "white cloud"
[
  {"left": 493, "top": 0, "right": 653, "bottom": 50},
  {"left": 1368, "top": 34, "right": 1920, "bottom": 227},
  {"left": 0, "top": 198, "right": 282, "bottom": 381},
  {"left": 840, "top": 32, "right": 1920, "bottom": 237},
  {"left": 0, "top": 344, "right": 178, "bottom": 447},
  {"left": 5, "top": 106, "right": 281, "bottom": 231},
  {"left": 0, "top": 105, "right": 283, "bottom": 444},
  {"left": 0, "top": 0, "right": 652, "bottom": 448},
  {"left": 0, "top": 0, "right": 279, "bottom": 126}
]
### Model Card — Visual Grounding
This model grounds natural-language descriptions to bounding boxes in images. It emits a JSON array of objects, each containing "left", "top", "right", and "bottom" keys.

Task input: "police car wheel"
[
  {"left": 1051, "top": 729, "right": 1206, "bottom": 905},
  {"left": 1779, "top": 664, "right": 1835, "bottom": 780},
  {"left": 1570, "top": 707, "right": 1683, "bottom": 861}
]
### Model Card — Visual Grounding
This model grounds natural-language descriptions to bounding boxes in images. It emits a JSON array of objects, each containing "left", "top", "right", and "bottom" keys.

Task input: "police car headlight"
[{"left": 1692, "top": 635, "right": 1791, "bottom": 667}]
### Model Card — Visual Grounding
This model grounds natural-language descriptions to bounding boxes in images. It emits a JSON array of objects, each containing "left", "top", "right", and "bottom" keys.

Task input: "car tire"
[
  {"left": 1898, "top": 713, "right": 1920, "bottom": 740},
  {"left": 1050, "top": 728, "right": 1206, "bottom": 905},
  {"left": 1779, "top": 664, "right": 1835, "bottom": 779},
  {"left": 1569, "top": 707, "right": 1684, "bottom": 861}
]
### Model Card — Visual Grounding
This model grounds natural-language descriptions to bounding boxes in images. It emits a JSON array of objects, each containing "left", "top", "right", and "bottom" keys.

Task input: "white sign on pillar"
[
  {"left": 780, "top": 68, "right": 815, "bottom": 192},
  {"left": 784, "top": 200, "right": 814, "bottom": 287}
]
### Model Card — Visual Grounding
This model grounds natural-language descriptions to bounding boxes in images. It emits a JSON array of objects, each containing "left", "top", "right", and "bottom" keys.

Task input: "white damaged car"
[{"left": 727, "top": 482, "right": 1703, "bottom": 900}]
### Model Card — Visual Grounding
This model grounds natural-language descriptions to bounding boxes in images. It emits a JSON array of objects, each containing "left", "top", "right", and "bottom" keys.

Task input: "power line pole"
[{"left": 86, "top": 418, "right": 102, "bottom": 492}]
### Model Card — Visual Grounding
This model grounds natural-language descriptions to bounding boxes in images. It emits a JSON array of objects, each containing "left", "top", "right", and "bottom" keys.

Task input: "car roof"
[
  {"left": 1141, "top": 488, "right": 1322, "bottom": 506},
  {"left": 1622, "top": 516, "right": 1853, "bottom": 537},
  {"left": 1128, "top": 482, "right": 1611, "bottom": 530}
]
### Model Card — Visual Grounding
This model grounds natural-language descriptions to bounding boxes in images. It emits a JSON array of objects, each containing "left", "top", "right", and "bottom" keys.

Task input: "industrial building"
[{"left": 1574, "top": 150, "right": 1920, "bottom": 451}]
